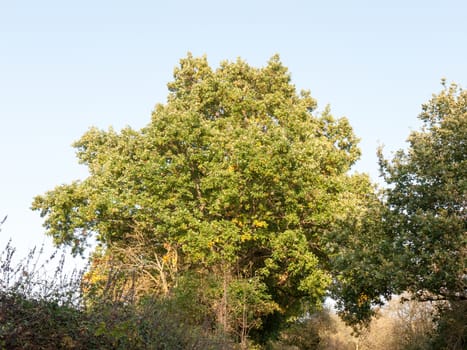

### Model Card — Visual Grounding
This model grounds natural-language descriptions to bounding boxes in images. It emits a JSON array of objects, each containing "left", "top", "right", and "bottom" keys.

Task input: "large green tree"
[
  {"left": 33, "top": 54, "right": 378, "bottom": 341},
  {"left": 379, "top": 82, "right": 466, "bottom": 303}
]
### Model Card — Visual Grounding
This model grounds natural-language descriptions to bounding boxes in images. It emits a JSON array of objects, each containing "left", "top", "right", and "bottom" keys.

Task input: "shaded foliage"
[
  {"left": 379, "top": 82, "right": 466, "bottom": 303},
  {"left": 0, "top": 242, "right": 234, "bottom": 349}
]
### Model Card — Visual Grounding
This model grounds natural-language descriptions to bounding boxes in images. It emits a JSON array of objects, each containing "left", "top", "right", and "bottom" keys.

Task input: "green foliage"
[
  {"left": 170, "top": 271, "right": 220, "bottom": 327},
  {"left": 0, "top": 292, "right": 82, "bottom": 349},
  {"left": 0, "top": 241, "right": 84, "bottom": 349},
  {"left": 0, "top": 242, "right": 234, "bottom": 349},
  {"left": 430, "top": 300, "right": 466, "bottom": 350},
  {"left": 332, "top": 82, "right": 466, "bottom": 331},
  {"left": 270, "top": 309, "right": 334, "bottom": 350},
  {"left": 32, "top": 54, "right": 378, "bottom": 342},
  {"left": 329, "top": 194, "right": 394, "bottom": 326},
  {"left": 227, "top": 276, "right": 280, "bottom": 346},
  {"left": 379, "top": 82, "right": 466, "bottom": 302}
]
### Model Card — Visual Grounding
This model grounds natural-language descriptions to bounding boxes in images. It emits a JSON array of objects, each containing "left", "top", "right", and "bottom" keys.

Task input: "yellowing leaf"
[{"left": 253, "top": 219, "right": 268, "bottom": 228}]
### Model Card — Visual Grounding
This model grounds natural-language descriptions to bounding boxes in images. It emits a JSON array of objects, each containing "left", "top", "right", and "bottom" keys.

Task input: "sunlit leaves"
[{"left": 32, "top": 54, "right": 377, "bottom": 337}]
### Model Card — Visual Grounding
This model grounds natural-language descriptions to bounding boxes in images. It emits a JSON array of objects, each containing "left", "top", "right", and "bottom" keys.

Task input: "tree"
[
  {"left": 379, "top": 82, "right": 466, "bottom": 303},
  {"left": 32, "top": 54, "right": 377, "bottom": 341},
  {"left": 327, "top": 196, "right": 394, "bottom": 326}
]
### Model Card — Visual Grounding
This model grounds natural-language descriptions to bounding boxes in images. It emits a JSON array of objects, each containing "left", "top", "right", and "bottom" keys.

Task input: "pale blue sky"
[{"left": 1, "top": 0, "right": 466, "bottom": 267}]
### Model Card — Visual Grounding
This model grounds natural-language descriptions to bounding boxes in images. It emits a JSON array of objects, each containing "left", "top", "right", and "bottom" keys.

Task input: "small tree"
[
  {"left": 377, "top": 82, "right": 466, "bottom": 349},
  {"left": 379, "top": 82, "right": 466, "bottom": 303}
]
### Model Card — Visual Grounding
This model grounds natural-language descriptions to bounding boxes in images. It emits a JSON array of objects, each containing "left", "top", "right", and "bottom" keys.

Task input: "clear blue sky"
[{"left": 1, "top": 0, "right": 466, "bottom": 267}]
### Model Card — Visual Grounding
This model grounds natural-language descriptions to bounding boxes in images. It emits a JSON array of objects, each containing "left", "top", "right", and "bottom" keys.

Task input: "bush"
[
  {"left": 0, "top": 240, "right": 85, "bottom": 349},
  {"left": 0, "top": 241, "right": 235, "bottom": 349},
  {"left": 431, "top": 300, "right": 466, "bottom": 350}
]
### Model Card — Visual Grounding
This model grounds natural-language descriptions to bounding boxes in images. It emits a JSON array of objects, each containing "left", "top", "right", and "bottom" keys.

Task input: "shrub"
[{"left": 0, "top": 240, "right": 235, "bottom": 349}]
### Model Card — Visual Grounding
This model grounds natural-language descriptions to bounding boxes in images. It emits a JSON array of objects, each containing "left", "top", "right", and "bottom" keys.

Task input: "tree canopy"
[
  {"left": 32, "top": 54, "right": 381, "bottom": 342},
  {"left": 379, "top": 82, "right": 466, "bottom": 303}
]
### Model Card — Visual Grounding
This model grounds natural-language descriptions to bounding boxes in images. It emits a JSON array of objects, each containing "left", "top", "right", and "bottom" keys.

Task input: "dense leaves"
[
  {"left": 379, "top": 82, "right": 466, "bottom": 303},
  {"left": 32, "top": 54, "right": 381, "bottom": 341},
  {"left": 0, "top": 243, "right": 233, "bottom": 350}
]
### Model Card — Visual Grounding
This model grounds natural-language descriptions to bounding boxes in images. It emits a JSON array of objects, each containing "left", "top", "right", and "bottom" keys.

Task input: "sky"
[{"left": 1, "top": 0, "right": 466, "bottom": 270}]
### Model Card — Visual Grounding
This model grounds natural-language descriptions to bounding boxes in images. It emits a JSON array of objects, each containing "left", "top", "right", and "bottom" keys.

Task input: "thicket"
[
  {"left": 0, "top": 238, "right": 233, "bottom": 349},
  {"left": 1, "top": 238, "right": 464, "bottom": 349}
]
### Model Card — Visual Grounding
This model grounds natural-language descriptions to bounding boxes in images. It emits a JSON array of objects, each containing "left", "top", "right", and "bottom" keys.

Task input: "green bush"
[
  {"left": 0, "top": 241, "right": 234, "bottom": 349},
  {"left": 430, "top": 301, "right": 466, "bottom": 350}
]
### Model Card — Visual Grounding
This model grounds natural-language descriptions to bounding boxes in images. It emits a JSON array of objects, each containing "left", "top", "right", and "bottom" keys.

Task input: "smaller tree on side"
[{"left": 379, "top": 82, "right": 466, "bottom": 303}]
